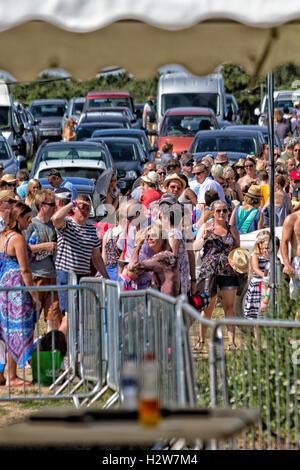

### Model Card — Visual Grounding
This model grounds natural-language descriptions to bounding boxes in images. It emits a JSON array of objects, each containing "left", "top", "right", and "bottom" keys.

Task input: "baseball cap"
[
  {"left": 158, "top": 193, "right": 178, "bottom": 205},
  {"left": 289, "top": 170, "right": 300, "bottom": 181}
]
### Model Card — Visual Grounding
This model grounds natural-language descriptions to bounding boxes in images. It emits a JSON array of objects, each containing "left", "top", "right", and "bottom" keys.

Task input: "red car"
[
  {"left": 83, "top": 90, "right": 135, "bottom": 115},
  {"left": 157, "top": 107, "right": 219, "bottom": 155}
]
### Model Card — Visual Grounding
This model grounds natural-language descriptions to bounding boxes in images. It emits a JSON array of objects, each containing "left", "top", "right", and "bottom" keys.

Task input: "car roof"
[
  {"left": 90, "top": 136, "right": 141, "bottom": 144},
  {"left": 92, "top": 129, "right": 144, "bottom": 136},
  {"left": 70, "top": 97, "right": 85, "bottom": 102},
  {"left": 86, "top": 90, "right": 131, "bottom": 98},
  {"left": 40, "top": 141, "right": 107, "bottom": 149},
  {"left": 86, "top": 107, "right": 129, "bottom": 113},
  {"left": 164, "top": 107, "right": 215, "bottom": 116},
  {"left": 29, "top": 99, "right": 67, "bottom": 105},
  {"left": 82, "top": 113, "right": 129, "bottom": 121},
  {"left": 194, "top": 129, "right": 263, "bottom": 137}
]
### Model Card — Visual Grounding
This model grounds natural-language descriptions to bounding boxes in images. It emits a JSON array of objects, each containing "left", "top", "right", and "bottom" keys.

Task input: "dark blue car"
[{"left": 189, "top": 129, "right": 265, "bottom": 161}]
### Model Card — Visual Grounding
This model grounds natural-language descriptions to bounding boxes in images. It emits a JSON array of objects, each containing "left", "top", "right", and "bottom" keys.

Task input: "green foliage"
[
  {"left": 9, "top": 72, "right": 159, "bottom": 107},
  {"left": 224, "top": 280, "right": 300, "bottom": 448}
]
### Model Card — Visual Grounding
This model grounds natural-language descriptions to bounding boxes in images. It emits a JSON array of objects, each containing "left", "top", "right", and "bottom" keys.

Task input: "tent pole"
[{"left": 267, "top": 72, "right": 276, "bottom": 313}]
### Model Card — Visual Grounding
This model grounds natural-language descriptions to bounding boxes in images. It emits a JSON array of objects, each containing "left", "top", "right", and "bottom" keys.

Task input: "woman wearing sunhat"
[{"left": 230, "top": 185, "right": 264, "bottom": 234}]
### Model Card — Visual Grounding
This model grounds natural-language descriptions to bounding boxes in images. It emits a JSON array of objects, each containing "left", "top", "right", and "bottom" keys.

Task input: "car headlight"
[{"left": 125, "top": 170, "right": 137, "bottom": 179}]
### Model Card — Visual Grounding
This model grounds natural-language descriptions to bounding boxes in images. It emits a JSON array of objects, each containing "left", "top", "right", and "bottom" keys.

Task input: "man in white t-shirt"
[{"left": 192, "top": 162, "right": 225, "bottom": 210}]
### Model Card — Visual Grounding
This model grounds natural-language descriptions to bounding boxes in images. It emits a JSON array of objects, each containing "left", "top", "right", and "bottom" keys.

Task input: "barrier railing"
[
  {"left": 210, "top": 318, "right": 300, "bottom": 450},
  {"left": 0, "top": 283, "right": 102, "bottom": 403}
]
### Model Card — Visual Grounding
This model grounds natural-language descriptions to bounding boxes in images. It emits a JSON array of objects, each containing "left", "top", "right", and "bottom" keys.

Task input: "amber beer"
[{"left": 138, "top": 353, "right": 161, "bottom": 426}]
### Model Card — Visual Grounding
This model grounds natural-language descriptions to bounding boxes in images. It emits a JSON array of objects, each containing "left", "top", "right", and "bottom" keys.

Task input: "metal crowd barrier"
[
  {"left": 0, "top": 283, "right": 102, "bottom": 404},
  {"left": 77, "top": 278, "right": 198, "bottom": 409},
  {"left": 210, "top": 318, "right": 300, "bottom": 450}
]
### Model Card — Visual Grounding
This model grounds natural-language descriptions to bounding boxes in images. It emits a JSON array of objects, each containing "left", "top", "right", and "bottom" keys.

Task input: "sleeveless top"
[{"left": 198, "top": 222, "right": 237, "bottom": 278}]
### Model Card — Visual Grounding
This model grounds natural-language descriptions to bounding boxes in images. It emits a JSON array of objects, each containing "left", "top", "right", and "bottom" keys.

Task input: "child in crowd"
[{"left": 244, "top": 231, "right": 271, "bottom": 320}]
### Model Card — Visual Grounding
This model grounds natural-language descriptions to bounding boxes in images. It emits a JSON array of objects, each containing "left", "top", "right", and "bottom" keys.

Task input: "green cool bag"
[{"left": 31, "top": 351, "right": 63, "bottom": 386}]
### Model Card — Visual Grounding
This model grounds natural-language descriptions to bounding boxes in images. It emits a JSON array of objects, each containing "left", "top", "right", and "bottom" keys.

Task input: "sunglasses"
[
  {"left": 245, "top": 165, "right": 254, "bottom": 168},
  {"left": 215, "top": 208, "right": 228, "bottom": 214},
  {"left": 167, "top": 165, "right": 179, "bottom": 170},
  {"left": 294, "top": 149, "right": 300, "bottom": 152},
  {"left": 184, "top": 162, "right": 194, "bottom": 167},
  {"left": 78, "top": 204, "right": 91, "bottom": 211},
  {"left": 7, "top": 183, "right": 16, "bottom": 187},
  {"left": 5, "top": 199, "right": 15, "bottom": 204},
  {"left": 157, "top": 172, "right": 166, "bottom": 175},
  {"left": 42, "top": 202, "right": 56, "bottom": 207},
  {"left": 193, "top": 171, "right": 205, "bottom": 176}
]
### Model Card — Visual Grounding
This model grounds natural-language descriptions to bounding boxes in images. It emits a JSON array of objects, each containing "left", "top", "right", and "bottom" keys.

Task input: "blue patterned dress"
[{"left": 0, "top": 234, "right": 35, "bottom": 370}]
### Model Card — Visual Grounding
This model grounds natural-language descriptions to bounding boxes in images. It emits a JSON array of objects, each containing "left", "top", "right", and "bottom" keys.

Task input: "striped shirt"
[{"left": 55, "top": 217, "right": 100, "bottom": 274}]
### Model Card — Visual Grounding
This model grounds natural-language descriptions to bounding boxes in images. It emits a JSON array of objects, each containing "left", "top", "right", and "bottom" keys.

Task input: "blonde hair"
[
  {"left": 253, "top": 230, "right": 270, "bottom": 255},
  {"left": 25, "top": 179, "right": 42, "bottom": 205},
  {"left": 35, "top": 189, "right": 55, "bottom": 210}
]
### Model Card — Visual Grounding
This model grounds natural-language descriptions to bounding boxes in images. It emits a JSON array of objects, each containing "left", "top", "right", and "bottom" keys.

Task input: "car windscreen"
[
  {"left": 39, "top": 167, "right": 104, "bottom": 183},
  {"left": 105, "top": 142, "right": 138, "bottom": 162},
  {"left": 86, "top": 98, "right": 131, "bottom": 110},
  {"left": 0, "top": 107, "right": 11, "bottom": 130},
  {"left": 39, "top": 147, "right": 107, "bottom": 163},
  {"left": 72, "top": 102, "right": 84, "bottom": 115},
  {"left": 30, "top": 104, "right": 65, "bottom": 118},
  {"left": 162, "top": 93, "right": 219, "bottom": 116},
  {"left": 0, "top": 141, "right": 10, "bottom": 160},
  {"left": 192, "top": 136, "right": 256, "bottom": 154},
  {"left": 160, "top": 114, "right": 216, "bottom": 137},
  {"left": 76, "top": 124, "right": 126, "bottom": 140}
]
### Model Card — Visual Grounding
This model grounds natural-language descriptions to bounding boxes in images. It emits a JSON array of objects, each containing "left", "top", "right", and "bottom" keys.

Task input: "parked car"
[
  {"left": 75, "top": 121, "right": 126, "bottom": 141},
  {"left": 0, "top": 82, "right": 25, "bottom": 155},
  {"left": 224, "top": 125, "right": 281, "bottom": 149},
  {"left": 85, "top": 106, "right": 138, "bottom": 127},
  {"left": 83, "top": 90, "right": 135, "bottom": 114},
  {"left": 24, "top": 108, "right": 41, "bottom": 150},
  {"left": 90, "top": 128, "right": 155, "bottom": 161},
  {"left": 31, "top": 140, "right": 114, "bottom": 183},
  {"left": 96, "top": 137, "right": 146, "bottom": 192},
  {"left": 39, "top": 176, "right": 104, "bottom": 223},
  {"left": 225, "top": 94, "right": 240, "bottom": 124},
  {"left": 157, "top": 106, "right": 219, "bottom": 155},
  {"left": 28, "top": 99, "right": 68, "bottom": 140},
  {"left": 14, "top": 102, "right": 34, "bottom": 159},
  {"left": 64, "top": 97, "right": 85, "bottom": 125},
  {"left": 0, "top": 134, "right": 25, "bottom": 174},
  {"left": 78, "top": 112, "right": 132, "bottom": 129},
  {"left": 189, "top": 129, "right": 265, "bottom": 160}
]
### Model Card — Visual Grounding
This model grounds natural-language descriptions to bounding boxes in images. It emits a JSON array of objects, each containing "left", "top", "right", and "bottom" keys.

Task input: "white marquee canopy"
[{"left": 1, "top": 0, "right": 300, "bottom": 80}]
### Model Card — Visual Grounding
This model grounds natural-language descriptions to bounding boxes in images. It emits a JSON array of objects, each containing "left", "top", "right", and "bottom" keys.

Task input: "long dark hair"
[{"left": 4, "top": 202, "right": 32, "bottom": 234}]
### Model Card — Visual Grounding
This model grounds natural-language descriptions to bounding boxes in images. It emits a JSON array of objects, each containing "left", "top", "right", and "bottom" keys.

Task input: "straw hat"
[
  {"left": 228, "top": 248, "right": 251, "bottom": 274},
  {"left": 163, "top": 174, "right": 186, "bottom": 190},
  {"left": 0, "top": 190, "right": 17, "bottom": 202},
  {"left": 0, "top": 174, "right": 17, "bottom": 185},
  {"left": 141, "top": 170, "right": 158, "bottom": 184},
  {"left": 243, "top": 185, "right": 263, "bottom": 199},
  {"left": 234, "top": 158, "right": 245, "bottom": 168}
]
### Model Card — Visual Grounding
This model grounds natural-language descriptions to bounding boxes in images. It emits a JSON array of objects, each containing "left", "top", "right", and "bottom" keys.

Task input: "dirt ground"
[{"left": 0, "top": 305, "right": 226, "bottom": 430}]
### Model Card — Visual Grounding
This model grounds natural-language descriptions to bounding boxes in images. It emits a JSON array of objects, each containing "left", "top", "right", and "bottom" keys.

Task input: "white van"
[
  {"left": 255, "top": 89, "right": 300, "bottom": 126},
  {"left": 156, "top": 72, "right": 226, "bottom": 127},
  {"left": 0, "top": 81, "right": 24, "bottom": 150}
]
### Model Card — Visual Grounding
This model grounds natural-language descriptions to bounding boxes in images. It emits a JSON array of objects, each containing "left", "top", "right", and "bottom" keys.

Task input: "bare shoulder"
[{"left": 283, "top": 212, "right": 299, "bottom": 228}]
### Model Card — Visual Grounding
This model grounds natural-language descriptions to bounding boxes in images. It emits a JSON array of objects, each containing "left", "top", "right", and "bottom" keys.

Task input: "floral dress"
[
  {"left": 198, "top": 223, "right": 238, "bottom": 280},
  {"left": 0, "top": 234, "right": 35, "bottom": 370}
]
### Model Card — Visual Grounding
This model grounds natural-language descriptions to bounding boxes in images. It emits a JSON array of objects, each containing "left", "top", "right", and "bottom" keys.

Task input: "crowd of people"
[{"left": 1, "top": 119, "right": 300, "bottom": 385}]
